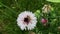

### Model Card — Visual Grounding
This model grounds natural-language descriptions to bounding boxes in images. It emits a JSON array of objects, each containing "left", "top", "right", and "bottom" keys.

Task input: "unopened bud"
[{"left": 41, "top": 18, "right": 48, "bottom": 24}]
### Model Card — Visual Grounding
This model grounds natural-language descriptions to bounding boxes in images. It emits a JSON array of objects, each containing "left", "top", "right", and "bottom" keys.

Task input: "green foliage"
[
  {"left": 46, "top": 0, "right": 60, "bottom": 3},
  {"left": 0, "top": 0, "right": 60, "bottom": 34},
  {"left": 34, "top": 10, "right": 40, "bottom": 19}
]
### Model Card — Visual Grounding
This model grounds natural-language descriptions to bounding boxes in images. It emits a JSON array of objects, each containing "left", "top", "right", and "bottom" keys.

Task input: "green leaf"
[
  {"left": 50, "top": 19, "right": 57, "bottom": 26},
  {"left": 46, "top": 0, "right": 60, "bottom": 3},
  {"left": 34, "top": 10, "right": 40, "bottom": 18}
]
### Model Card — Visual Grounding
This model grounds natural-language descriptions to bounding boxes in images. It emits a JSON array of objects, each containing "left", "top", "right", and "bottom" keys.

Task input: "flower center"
[{"left": 24, "top": 16, "right": 31, "bottom": 24}]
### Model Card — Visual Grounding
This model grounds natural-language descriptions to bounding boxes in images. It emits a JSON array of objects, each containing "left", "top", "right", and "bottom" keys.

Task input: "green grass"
[{"left": 0, "top": 0, "right": 60, "bottom": 34}]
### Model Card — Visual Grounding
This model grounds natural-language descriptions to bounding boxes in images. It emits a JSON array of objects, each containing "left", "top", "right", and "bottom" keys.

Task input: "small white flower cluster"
[
  {"left": 42, "top": 4, "right": 51, "bottom": 13},
  {"left": 17, "top": 11, "right": 37, "bottom": 30}
]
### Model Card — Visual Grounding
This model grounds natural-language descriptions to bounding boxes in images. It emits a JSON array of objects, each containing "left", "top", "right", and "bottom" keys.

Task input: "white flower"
[
  {"left": 17, "top": 11, "right": 37, "bottom": 30},
  {"left": 42, "top": 4, "right": 51, "bottom": 13}
]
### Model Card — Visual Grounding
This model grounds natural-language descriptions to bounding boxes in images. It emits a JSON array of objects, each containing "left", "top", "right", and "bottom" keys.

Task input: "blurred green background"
[{"left": 0, "top": 0, "right": 60, "bottom": 34}]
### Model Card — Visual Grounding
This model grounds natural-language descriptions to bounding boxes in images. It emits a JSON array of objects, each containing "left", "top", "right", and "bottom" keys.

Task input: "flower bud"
[{"left": 41, "top": 18, "right": 48, "bottom": 24}]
